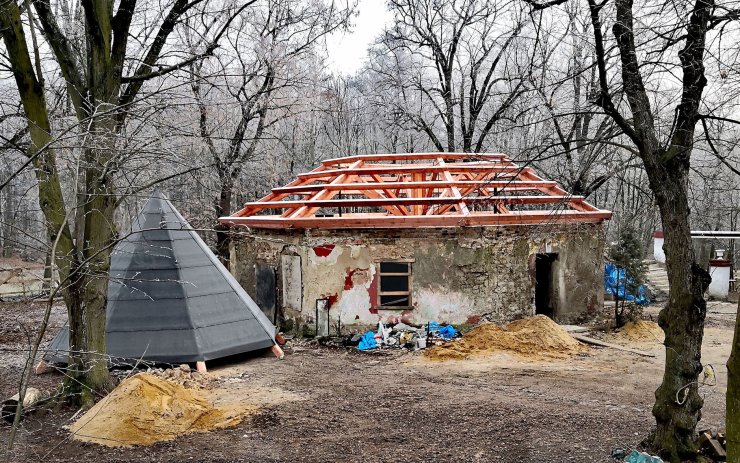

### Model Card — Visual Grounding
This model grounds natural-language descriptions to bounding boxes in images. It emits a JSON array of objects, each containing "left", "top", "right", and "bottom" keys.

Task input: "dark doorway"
[
  {"left": 535, "top": 253, "right": 558, "bottom": 318},
  {"left": 255, "top": 263, "right": 277, "bottom": 323}
]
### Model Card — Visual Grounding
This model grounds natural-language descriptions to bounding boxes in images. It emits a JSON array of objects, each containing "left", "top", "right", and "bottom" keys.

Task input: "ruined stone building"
[{"left": 220, "top": 153, "right": 612, "bottom": 334}]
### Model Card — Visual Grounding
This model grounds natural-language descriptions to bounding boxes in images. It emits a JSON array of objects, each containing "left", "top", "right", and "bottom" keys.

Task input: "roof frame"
[{"left": 221, "top": 153, "right": 612, "bottom": 229}]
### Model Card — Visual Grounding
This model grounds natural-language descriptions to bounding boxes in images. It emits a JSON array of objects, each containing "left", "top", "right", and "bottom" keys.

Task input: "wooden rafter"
[{"left": 220, "top": 153, "right": 612, "bottom": 229}]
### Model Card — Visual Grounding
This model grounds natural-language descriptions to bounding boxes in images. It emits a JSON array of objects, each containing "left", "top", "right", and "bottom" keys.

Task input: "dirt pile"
[
  {"left": 69, "top": 373, "right": 255, "bottom": 447},
  {"left": 424, "top": 315, "right": 584, "bottom": 361},
  {"left": 616, "top": 320, "right": 663, "bottom": 342}
]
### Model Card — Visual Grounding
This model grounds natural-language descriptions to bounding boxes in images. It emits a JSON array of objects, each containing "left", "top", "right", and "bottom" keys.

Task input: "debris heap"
[
  {"left": 424, "top": 315, "right": 584, "bottom": 361},
  {"left": 69, "top": 372, "right": 255, "bottom": 447}
]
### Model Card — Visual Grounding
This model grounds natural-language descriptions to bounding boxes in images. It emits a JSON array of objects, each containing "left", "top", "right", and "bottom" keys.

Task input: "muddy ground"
[{"left": 0, "top": 300, "right": 735, "bottom": 463}]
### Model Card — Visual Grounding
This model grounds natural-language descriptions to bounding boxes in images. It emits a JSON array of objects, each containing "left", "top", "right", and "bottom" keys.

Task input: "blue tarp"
[
  {"left": 624, "top": 450, "right": 663, "bottom": 463},
  {"left": 438, "top": 325, "right": 457, "bottom": 340},
  {"left": 604, "top": 262, "right": 650, "bottom": 305},
  {"left": 358, "top": 331, "right": 377, "bottom": 351}
]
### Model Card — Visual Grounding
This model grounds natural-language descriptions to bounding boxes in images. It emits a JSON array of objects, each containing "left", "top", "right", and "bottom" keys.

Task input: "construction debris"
[
  {"left": 355, "top": 320, "right": 456, "bottom": 351},
  {"left": 424, "top": 315, "right": 584, "bottom": 361},
  {"left": 698, "top": 429, "right": 727, "bottom": 461},
  {"left": 148, "top": 364, "right": 217, "bottom": 389},
  {"left": 1, "top": 388, "right": 45, "bottom": 424},
  {"left": 68, "top": 373, "right": 256, "bottom": 447}
]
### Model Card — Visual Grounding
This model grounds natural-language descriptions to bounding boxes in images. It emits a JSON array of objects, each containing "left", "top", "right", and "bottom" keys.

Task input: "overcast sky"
[{"left": 326, "top": 0, "right": 393, "bottom": 75}]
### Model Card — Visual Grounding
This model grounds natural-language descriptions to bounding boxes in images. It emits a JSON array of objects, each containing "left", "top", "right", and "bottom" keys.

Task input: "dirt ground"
[{"left": 0, "top": 300, "right": 735, "bottom": 463}]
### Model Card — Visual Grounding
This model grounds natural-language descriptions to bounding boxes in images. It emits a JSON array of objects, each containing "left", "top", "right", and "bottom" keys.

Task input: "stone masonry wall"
[{"left": 232, "top": 224, "right": 605, "bottom": 332}]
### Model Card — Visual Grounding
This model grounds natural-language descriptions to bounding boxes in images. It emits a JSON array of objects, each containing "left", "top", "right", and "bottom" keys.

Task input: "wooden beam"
[
  {"left": 220, "top": 210, "right": 614, "bottom": 229},
  {"left": 297, "top": 164, "right": 528, "bottom": 180},
  {"left": 240, "top": 195, "right": 587, "bottom": 209},
  {"left": 232, "top": 164, "right": 327, "bottom": 217},
  {"left": 270, "top": 180, "right": 558, "bottom": 194},
  {"left": 437, "top": 157, "right": 470, "bottom": 216},
  {"left": 436, "top": 169, "right": 499, "bottom": 215},
  {"left": 321, "top": 152, "right": 508, "bottom": 166},
  {"left": 287, "top": 160, "right": 364, "bottom": 218},
  {"left": 355, "top": 174, "right": 408, "bottom": 216}
]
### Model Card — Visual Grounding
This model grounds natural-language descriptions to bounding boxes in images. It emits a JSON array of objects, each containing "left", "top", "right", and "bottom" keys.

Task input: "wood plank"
[{"left": 570, "top": 334, "right": 656, "bottom": 357}]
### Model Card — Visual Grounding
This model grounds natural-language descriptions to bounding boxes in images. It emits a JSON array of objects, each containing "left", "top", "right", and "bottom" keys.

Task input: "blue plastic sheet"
[
  {"left": 438, "top": 325, "right": 457, "bottom": 340},
  {"left": 357, "top": 331, "right": 377, "bottom": 351},
  {"left": 604, "top": 262, "right": 650, "bottom": 305},
  {"left": 624, "top": 450, "right": 663, "bottom": 463}
]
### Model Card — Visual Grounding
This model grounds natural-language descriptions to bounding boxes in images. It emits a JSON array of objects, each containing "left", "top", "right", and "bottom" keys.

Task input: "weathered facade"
[
  {"left": 221, "top": 153, "right": 611, "bottom": 333},
  {"left": 231, "top": 224, "right": 606, "bottom": 332}
]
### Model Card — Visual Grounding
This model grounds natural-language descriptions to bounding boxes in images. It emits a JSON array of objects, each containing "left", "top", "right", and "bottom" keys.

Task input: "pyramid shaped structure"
[{"left": 45, "top": 192, "right": 276, "bottom": 365}]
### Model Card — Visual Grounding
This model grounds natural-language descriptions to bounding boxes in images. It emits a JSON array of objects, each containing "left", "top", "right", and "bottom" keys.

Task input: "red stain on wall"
[
  {"left": 466, "top": 314, "right": 482, "bottom": 325},
  {"left": 344, "top": 268, "right": 356, "bottom": 290},
  {"left": 326, "top": 293, "right": 338, "bottom": 307},
  {"left": 312, "top": 244, "right": 335, "bottom": 257}
]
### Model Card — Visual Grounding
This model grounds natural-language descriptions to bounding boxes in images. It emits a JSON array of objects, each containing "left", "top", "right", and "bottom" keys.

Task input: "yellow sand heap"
[
  {"left": 69, "top": 373, "right": 255, "bottom": 447},
  {"left": 617, "top": 320, "right": 664, "bottom": 342},
  {"left": 424, "top": 315, "right": 584, "bottom": 361}
]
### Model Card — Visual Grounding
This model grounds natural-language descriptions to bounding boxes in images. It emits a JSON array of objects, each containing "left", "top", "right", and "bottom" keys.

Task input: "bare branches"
[
  {"left": 521, "top": 0, "right": 569, "bottom": 11},
  {"left": 587, "top": 0, "right": 642, "bottom": 148}
]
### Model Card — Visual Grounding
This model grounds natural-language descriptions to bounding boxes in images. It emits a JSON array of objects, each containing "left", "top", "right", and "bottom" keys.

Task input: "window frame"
[{"left": 375, "top": 260, "right": 413, "bottom": 309}]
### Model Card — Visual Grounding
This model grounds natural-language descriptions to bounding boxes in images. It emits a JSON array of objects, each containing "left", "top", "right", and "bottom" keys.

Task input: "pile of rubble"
[
  {"left": 146, "top": 363, "right": 217, "bottom": 389},
  {"left": 350, "top": 321, "right": 459, "bottom": 351}
]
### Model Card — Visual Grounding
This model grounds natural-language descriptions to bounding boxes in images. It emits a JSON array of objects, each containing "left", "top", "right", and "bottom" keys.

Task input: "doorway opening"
[{"left": 535, "top": 253, "right": 558, "bottom": 319}]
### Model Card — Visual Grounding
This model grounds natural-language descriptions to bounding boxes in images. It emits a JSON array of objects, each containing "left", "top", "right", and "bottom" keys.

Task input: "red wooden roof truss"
[{"left": 221, "top": 153, "right": 612, "bottom": 229}]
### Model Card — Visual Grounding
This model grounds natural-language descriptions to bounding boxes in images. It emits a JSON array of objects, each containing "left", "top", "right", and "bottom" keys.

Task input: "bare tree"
[
  {"left": 523, "top": 0, "right": 740, "bottom": 458},
  {"left": 188, "top": 0, "right": 353, "bottom": 263},
  {"left": 0, "top": 0, "right": 253, "bottom": 402},
  {"left": 371, "top": 0, "right": 537, "bottom": 152}
]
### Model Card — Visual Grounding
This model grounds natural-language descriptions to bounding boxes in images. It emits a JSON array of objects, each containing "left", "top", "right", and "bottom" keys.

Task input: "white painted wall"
[
  {"left": 708, "top": 264, "right": 731, "bottom": 299},
  {"left": 653, "top": 236, "right": 665, "bottom": 263}
]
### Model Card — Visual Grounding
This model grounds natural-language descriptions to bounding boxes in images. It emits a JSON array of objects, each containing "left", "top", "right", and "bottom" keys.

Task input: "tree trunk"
[
  {"left": 2, "top": 174, "right": 14, "bottom": 258},
  {"left": 727, "top": 295, "right": 740, "bottom": 461},
  {"left": 214, "top": 177, "right": 233, "bottom": 265},
  {"left": 42, "top": 248, "right": 52, "bottom": 290},
  {"left": 647, "top": 160, "right": 710, "bottom": 461}
]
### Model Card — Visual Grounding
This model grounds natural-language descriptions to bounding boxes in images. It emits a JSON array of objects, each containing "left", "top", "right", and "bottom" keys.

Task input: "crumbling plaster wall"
[{"left": 231, "top": 224, "right": 605, "bottom": 331}]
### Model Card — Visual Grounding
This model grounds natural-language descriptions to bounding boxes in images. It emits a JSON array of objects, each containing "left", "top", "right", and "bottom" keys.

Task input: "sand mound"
[
  {"left": 424, "top": 315, "right": 583, "bottom": 361},
  {"left": 69, "top": 373, "right": 255, "bottom": 447},
  {"left": 617, "top": 320, "right": 663, "bottom": 342}
]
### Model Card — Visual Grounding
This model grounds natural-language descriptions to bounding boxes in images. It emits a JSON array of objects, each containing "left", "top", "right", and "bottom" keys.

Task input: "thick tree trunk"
[
  {"left": 59, "top": 121, "right": 117, "bottom": 400},
  {"left": 727, "top": 296, "right": 740, "bottom": 461},
  {"left": 647, "top": 160, "right": 710, "bottom": 462}
]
